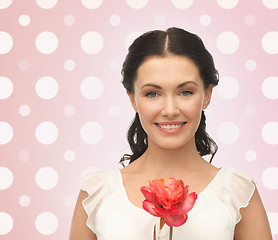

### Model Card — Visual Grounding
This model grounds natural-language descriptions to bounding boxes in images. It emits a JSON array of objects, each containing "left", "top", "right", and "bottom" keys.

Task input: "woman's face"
[{"left": 128, "top": 55, "right": 213, "bottom": 150}]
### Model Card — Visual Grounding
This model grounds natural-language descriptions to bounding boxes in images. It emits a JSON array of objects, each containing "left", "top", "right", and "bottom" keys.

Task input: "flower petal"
[
  {"left": 183, "top": 185, "right": 189, "bottom": 195},
  {"left": 153, "top": 204, "right": 178, "bottom": 217},
  {"left": 164, "top": 214, "right": 188, "bottom": 227},
  {"left": 150, "top": 181, "right": 167, "bottom": 197},
  {"left": 143, "top": 200, "right": 161, "bottom": 217},
  {"left": 140, "top": 186, "right": 154, "bottom": 202},
  {"left": 181, "top": 192, "right": 197, "bottom": 213}
]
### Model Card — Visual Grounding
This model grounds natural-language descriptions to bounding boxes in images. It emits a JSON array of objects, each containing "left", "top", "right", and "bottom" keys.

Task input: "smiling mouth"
[{"left": 155, "top": 122, "right": 186, "bottom": 130}]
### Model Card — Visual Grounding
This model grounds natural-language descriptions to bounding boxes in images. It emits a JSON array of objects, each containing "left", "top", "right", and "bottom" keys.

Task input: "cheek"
[
  {"left": 180, "top": 98, "right": 203, "bottom": 118},
  {"left": 136, "top": 101, "right": 159, "bottom": 122}
]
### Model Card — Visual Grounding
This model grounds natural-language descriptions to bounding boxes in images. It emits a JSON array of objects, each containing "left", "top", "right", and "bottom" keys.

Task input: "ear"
[
  {"left": 202, "top": 84, "right": 213, "bottom": 110},
  {"left": 126, "top": 90, "right": 138, "bottom": 112}
]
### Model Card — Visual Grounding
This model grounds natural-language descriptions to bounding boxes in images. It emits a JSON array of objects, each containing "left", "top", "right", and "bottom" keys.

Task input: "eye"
[
  {"left": 180, "top": 90, "right": 192, "bottom": 96},
  {"left": 145, "top": 92, "right": 157, "bottom": 98}
]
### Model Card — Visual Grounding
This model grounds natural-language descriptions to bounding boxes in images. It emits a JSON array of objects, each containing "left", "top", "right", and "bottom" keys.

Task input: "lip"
[{"left": 155, "top": 121, "right": 186, "bottom": 134}]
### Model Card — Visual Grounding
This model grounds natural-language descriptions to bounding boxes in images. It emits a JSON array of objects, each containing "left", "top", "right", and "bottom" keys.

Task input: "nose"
[{"left": 161, "top": 97, "right": 179, "bottom": 118}]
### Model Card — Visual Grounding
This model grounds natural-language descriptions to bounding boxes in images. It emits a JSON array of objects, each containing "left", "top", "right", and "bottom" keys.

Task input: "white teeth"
[{"left": 159, "top": 124, "right": 182, "bottom": 129}]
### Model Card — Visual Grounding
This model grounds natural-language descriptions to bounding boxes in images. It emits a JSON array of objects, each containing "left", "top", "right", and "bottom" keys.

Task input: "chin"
[
  {"left": 147, "top": 133, "right": 196, "bottom": 150},
  {"left": 151, "top": 139, "right": 191, "bottom": 151}
]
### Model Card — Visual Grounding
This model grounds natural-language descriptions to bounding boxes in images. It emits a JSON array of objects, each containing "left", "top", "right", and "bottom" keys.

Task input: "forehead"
[{"left": 135, "top": 55, "right": 203, "bottom": 87}]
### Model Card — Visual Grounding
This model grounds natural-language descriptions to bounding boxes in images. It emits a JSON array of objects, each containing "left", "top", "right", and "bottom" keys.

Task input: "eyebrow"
[{"left": 141, "top": 81, "right": 199, "bottom": 89}]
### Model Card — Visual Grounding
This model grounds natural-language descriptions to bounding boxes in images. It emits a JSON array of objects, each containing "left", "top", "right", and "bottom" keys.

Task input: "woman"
[{"left": 70, "top": 27, "right": 272, "bottom": 240}]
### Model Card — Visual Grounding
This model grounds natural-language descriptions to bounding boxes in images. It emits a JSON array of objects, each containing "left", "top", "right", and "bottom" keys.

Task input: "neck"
[{"left": 137, "top": 138, "right": 203, "bottom": 178}]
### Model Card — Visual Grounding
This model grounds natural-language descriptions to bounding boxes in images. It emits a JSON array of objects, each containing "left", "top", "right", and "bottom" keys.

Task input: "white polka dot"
[
  {"left": 245, "top": 150, "right": 256, "bottom": 162},
  {"left": 0, "top": 32, "right": 13, "bottom": 54},
  {"left": 0, "top": 212, "right": 13, "bottom": 235},
  {"left": 217, "top": 122, "right": 240, "bottom": 145},
  {"left": 18, "top": 14, "right": 30, "bottom": 26},
  {"left": 262, "top": 0, "right": 278, "bottom": 9},
  {"left": 19, "top": 105, "right": 31, "bottom": 116},
  {"left": 35, "top": 122, "right": 59, "bottom": 145},
  {"left": 216, "top": 0, "right": 239, "bottom": 9},
  {"left": 217, "top": 31, "right": 239, "bottom": 54},
  {"left": 0, "top": 167, "right": 13, "bottom": 190},
  {"left": 262, "top": 76, "right": 278, "bottom": 99},
  {"left": 171, "top": 0, "right": 194, "bottom": 9},
  {"left": 244, "top": 15, "right": 256, "bottom": 26},
  {"left": 109, "top": 15, "right": 121, "bottom": 26},
  {"left": 154, "top": 14, "right": 166, "bottom": 26},
  {"left": 19, "top": 195, "right": 31, "bottom": 207},
  {"left": 18, "top": 59, "right": 30, "bottom": 71},
  {"left": 18, "top": 150, "right": 30, "bottom": 161},
  {"left": 35, "top": 167, "right": 59, "bottom": 190},
  {"left": 64, "top": 59, "right": 76, "bottom": 71},
  {"left": 36, "top": 0, "right": 57, "bottom": 9},
  {"left": 0, "top": 76, "right": 13, "bottom": 99},
  {"left": 35, "top": 31, "right": 58, "bottom": 54},
  {"left": 216, "top": 76, "right": 239, "bottom": 99},
  {"left": 64, "top": 150, "right": 75, "bottom": 162},
  {"left": 80, "top": 122, "right": 104, "bottom": 145},
  {"left": 64, "top": 195, "right": 75, "bottom": 206},
  {"left": 126, "top": 31, "right": 143, "bottom": 48},
  {"left": 64, "top": 15, "right": 75, "bottom": 26},
  {"left": 35, "top": 212, "right": 58, "bottom": 235},
  {"left": 81, "top": 167, "right": 100, "bottom": 177},
  {"left": 35, "top": 76, "right": 58, "bottom": 100},
  {"left": 63, "top": 105, "right": 76, "bottom": 116},
  {"left": 244, "top": 105, "right": 256, "bottom": 116},
  {"left": 245, "top": 60, "right": 256, "bottom": 71},
  {"left": 0, "top": 0, "right": 12, "bottom": 9},
  {"left": 200, "top": 14, "right": 211, "bottom": 26},
  {"left": 108, "top": 60, "right": 120, "bottom": 71},
  {"left": 81, "top": 0, "right": 103, "bottom": 9},
  {"left": 109, "top": 105, "right": 121, "bottom": 117},
  {"left": 262, "top": 31, "right": 278, "bottom": 54},
  {"left": 262, "top": 122, "right": 278, "bottom": 144},
  {"left": 80, "top": 76, "right": 104, "bottom": 100},
  {"left": 0, "top": 122, "right": 13, "bottom": 145},
  {"left": 262, "top": 167, "right": 278, "bottom": 190},
  {"left": 268, "top": 212, "right": 278, "bottom": 235},
  {"left": 81, "top": 31, "right": 104, "bottom": 54},
  {"left": 126, "top": 0, "right": 149, "bottom": 9}
]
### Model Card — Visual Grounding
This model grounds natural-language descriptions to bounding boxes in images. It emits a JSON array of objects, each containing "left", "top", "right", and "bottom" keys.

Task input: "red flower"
[{"left": 140, "top": 178, "right": 197, "bottom": 227}]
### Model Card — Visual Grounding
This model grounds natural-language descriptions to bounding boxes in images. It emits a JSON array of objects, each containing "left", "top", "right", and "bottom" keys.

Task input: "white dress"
[{"left": 80, "top": 168, "right": 255, "bottom": 240}]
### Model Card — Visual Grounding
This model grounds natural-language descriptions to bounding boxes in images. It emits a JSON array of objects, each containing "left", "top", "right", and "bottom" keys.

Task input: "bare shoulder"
[
  {"left": 120, "top": 159, "right": 145, "bottom": 188},
  {"left": 195, "top": 160, "right": 220, "bottom": 182},
  {"left": 69, "top": 190, "right": 97, "bottom": 240},
  {"left": 234, "top": 186, "right": 272, "bottom": 240},
  {"left": 120, "top": 158, "right": 140, "bottom": 174},
  {"left": 204, "top": 161, "right": 220, "bottom": 176},
  {"left": 120, "top": 158, "right": 144, "bottom": 183}
]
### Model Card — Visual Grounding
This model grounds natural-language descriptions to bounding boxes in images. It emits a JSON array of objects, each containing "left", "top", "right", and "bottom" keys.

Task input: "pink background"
[{"left": 0, "top": 0, "right": 278, "bottom": 239}]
